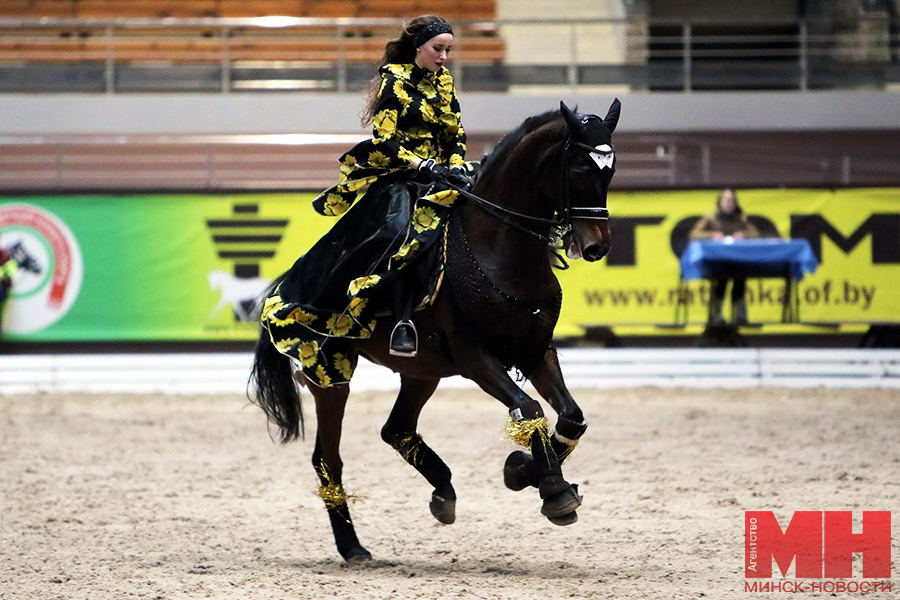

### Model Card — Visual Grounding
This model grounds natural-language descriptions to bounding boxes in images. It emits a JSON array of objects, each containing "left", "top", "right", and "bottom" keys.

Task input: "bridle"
[
  {"left": 447, "top": 134, "right": 614, "bottom": 245},
  {"left": 564, "top": 140, "right": 614, "bottom": 221}
]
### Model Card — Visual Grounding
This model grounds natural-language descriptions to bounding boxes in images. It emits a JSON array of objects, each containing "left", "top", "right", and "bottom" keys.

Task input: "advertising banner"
[
  {"left": 0, "top": 188, "right": 897, "bottom": 342},
  {"left": 0, "top": 194, "right": 329, "bottom": 341},
  {"left": 557, "top": 188, "right": 900, "bottom": 331}
]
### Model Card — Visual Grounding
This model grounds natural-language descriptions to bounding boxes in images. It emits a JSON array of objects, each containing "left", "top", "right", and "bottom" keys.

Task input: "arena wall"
[{"left": 1, "top": 91, "right": 899, "bottom": 135}]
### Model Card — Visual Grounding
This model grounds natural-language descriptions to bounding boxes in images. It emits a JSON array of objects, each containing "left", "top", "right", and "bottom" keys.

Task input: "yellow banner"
[{"left": 556, "top": 188, "right": 900, "bottom": 333}]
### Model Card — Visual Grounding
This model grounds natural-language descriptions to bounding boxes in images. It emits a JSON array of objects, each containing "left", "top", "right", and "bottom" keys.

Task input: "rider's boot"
[
  {"left": 390, "top": 320, "right": 418, "bottom": 357},
  {"left": 389, "top": 274, "right": 418, "bottom": 357}
]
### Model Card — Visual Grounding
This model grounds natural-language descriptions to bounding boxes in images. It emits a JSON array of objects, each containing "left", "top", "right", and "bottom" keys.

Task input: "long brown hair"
[{"left": 361, "top": 15, "right": 449, "bottom": 126}]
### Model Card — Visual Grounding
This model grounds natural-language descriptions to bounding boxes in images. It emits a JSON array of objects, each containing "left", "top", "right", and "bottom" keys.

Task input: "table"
[{"left": 676, "top": 239, "right": 819, "bottom": 324}]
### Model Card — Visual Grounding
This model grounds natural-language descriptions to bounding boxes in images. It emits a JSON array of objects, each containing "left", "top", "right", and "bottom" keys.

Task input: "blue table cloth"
[{"left": 680, "top": 239, "right": 819, "bottom": 281}]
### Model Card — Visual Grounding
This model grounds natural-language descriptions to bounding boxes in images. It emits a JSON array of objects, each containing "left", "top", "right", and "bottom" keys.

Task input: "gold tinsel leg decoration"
[
  {"left": 506, "top": 416, "right": 550, "bottom": 449},
  {"left": 390, "top": 432, "right": 424, "bottom": 467},
  {"left": 315, "top": 460, "right": 361, "bottom": 511}
]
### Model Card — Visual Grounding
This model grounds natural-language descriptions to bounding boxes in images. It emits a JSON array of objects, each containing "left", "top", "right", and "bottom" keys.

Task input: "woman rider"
[{"left": 261, "top": 15, "right": 471, "bottom": 387}]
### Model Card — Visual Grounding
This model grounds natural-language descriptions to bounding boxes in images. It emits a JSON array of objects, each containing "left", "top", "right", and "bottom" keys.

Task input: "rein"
[{"left": 452, "top": 186, "right": 564, "bottom": 243}]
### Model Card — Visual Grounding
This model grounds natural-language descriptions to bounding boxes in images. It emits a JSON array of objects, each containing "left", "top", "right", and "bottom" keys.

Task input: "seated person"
[{"left": 689, "top": 188, "right": 760, "bottom": 325}]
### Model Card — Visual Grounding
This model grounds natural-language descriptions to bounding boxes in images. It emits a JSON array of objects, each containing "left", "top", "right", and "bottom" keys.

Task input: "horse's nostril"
[{"left": 585, "top": 245, "right": 607, "bottom": 261}]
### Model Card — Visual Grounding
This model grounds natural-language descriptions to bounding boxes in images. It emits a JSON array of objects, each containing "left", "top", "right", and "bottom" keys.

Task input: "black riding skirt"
[{"left": 261, "top": 172, "right": 458, "bottom": 387}]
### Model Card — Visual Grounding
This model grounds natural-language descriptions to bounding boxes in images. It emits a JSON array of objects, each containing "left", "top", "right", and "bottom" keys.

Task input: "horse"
[{"left": 250, "top": 99, "right": 620, "bottom": 562}]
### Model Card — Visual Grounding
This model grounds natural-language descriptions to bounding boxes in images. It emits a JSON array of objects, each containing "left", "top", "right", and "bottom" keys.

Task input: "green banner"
[
  {"left": 0, "top": 194, "right": 329, "bottom": 341},
  {"left": 1, "top": 188, "right": 897, "bottom": 342}
]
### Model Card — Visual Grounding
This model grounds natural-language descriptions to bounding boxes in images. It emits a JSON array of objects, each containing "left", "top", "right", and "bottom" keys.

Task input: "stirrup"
[{"left": 389, "top": 320, "right": 418, "bottom": 357}]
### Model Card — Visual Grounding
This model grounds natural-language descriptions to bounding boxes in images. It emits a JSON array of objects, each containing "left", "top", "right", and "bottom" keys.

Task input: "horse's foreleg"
[
  {"left": 503, "top": 348, "right": 589, "bottom": 499},
  {"left": 311, "top": 385, "right": 371, "bottom": 562},
  {"left": 449, "top": 340, "right": 580, "bottom": 524},
  {"left": 528, "top": 348, "right": 588, "bottom": 463},
  {"left": 381, "top": 376, "right": 457, "bottom": 524}
]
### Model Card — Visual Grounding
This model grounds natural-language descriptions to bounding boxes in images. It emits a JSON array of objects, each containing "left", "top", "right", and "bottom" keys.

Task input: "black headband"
[{"left": 413, "top": 22, "right": 453, "bottom": 48}]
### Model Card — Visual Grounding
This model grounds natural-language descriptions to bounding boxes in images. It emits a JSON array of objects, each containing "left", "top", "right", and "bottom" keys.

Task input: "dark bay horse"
[{"left": 250, "top": 99, "right": 620, "bottom": 562}]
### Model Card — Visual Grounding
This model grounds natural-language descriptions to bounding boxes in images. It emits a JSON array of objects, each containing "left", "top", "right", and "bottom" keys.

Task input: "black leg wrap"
[
  {"left": 327, "top": 504, "right": 371, "bottom": 562},
  {"left": 538, "top": 475, "right": 570, "bottom": 500},
  {"left": 549, "top": 437, "right": 572, "bottom": 463},
  {"left": 527, "top": 428, "right": 570, "bottom": 499},
  {"left": 386, "top": 432, "right": 455, "bottom": 500},
  {"left": 551, "top": 416, "right": 588, "bottom": 463},
  {"left": 555, "top": 415, "right": 588, "bottom": 440}
]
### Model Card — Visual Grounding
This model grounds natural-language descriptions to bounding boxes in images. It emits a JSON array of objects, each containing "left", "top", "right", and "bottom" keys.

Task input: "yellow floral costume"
[{"left": 262, "top": 63, "right": 468, "bottom": 387}]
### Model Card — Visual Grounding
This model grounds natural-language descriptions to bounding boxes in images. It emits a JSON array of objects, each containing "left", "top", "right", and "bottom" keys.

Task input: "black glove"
[
  {"left": 415, "top": 158, "right": 439, "bottom": 182},
  {"left": 431, "top": 164, "right": 452, "bottom": 182},
  {"left": 416, "top": 159, "right": 453, "bottom": 184},
  {"left": 448, "top": 166, "right": 472, "bottom": 190},
  {"left": 417, "top": 160, "right": 471, "bottom": 189}
]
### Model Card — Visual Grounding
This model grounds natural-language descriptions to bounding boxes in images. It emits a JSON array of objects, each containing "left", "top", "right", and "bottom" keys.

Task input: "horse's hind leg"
[
  {"left": 310, "top": 384, "right": 371, "bottom": 562},
  {"left": 380, "top": 376, "right": 457, "bottom": 524},
  {"left": 504, "top": 348, "right": 588, "bottom": 497}
]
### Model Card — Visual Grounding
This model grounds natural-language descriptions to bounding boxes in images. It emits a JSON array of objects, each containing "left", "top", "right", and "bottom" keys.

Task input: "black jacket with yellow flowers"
[
  {"left": 261, "top": 63, "right": 467, "bottom": 388},
  {"left": 312, "top": 62, "right": 466, "bottom": 217}
]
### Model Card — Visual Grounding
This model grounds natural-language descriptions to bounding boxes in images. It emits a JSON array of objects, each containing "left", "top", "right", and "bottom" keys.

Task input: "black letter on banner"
[
  {"left": 606, "top": 216, "right": 665, "bottom": 266},
  {"left": 790, "top": 214, "right": 900, "bottom": 264}
]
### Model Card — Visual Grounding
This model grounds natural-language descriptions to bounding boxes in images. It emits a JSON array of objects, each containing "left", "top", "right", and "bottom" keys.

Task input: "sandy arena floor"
[{"left": 1, "top": 386, "right": 898, "bottom": 599}]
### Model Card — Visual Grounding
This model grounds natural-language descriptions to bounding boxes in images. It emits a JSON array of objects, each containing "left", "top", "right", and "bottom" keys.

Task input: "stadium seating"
[
  {"left": 0, "top": 1, "right": 497, "bottom": 20},
  {"left": 0, "top": 1, "right": 504, "bottom": 64}
]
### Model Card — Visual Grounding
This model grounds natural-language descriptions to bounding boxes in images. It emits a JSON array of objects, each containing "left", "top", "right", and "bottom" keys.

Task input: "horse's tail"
[
  {"left": 248, "top": 272, "right": 304, "bottom": 444},
  {"left": 249, "top": 326, "right": 304, "bottom": 443}
]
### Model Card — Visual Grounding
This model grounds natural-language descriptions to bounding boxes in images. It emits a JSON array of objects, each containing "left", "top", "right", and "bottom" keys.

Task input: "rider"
[
  {"left": 261, "top": 16, "right": 471, "bottom": 388},
  {"left": 311, "top": 14, "right": 470, "bottom": 357}
]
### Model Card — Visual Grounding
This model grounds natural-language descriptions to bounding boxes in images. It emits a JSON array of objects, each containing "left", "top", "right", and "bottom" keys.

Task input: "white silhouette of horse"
[{"left": 207, "top": 270, "right": 270, "bottom": 322}]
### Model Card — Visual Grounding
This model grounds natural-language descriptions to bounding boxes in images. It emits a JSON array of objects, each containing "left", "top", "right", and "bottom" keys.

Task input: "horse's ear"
[
  {"left": 560, "top": 101, "right": 582, "bottom": 135},
  {"left": 603, "top": 98, "right": 621, "bottom": 133}
]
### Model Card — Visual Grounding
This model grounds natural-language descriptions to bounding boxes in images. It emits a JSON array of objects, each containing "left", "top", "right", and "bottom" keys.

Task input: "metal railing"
[{"left": 0, "top": 16, "right": 897, "bottom": 93}]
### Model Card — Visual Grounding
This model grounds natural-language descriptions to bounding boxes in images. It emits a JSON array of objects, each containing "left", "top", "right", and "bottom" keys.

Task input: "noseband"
[{"left": 450, "top": 135, "right": 614, "bottom": 244}]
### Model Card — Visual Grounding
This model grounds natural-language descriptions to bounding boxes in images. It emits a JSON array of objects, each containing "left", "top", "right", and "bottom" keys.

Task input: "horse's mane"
[{"left": 477, "top": 110, "right": 563, "bottom": 180}]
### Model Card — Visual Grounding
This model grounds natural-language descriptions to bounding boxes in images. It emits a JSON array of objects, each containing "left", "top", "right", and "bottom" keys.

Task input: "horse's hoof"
[
  {"left": 541, "top": 484, "right": 583, "bottom": 519},
  {"left": 343, "top": 547, "right": 373, "bottom": 564},
  {"left": 429, "top": 493, "right": 456, "bottom": 524},
  {"left": 547, "top": 511, "right": 578, "bottom": 526},
  {"left": 503, "top": 450, "right": 539, "bottom": 491}
]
